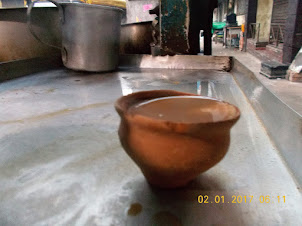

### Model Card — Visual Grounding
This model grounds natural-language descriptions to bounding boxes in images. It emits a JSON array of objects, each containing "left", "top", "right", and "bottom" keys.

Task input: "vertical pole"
[
  {"left": 276, "top": 26, "right": 279, "bottom": 47},
  {"left": 282, "top": 0, "right": 301, "bottom": 63},
  {"left": 257, "top": 23, "right": 260, "bottom": 43},
  {"left": 204, "top": 28, "right": 212, "bottom": 55},
  {"left": 244, "top": 0, "right": 258, "bottom": 51}
]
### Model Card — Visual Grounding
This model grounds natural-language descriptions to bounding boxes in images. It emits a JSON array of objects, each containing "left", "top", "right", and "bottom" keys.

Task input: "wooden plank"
[{"left": 287, "top": 70, "right": 302, "bottom": 82}]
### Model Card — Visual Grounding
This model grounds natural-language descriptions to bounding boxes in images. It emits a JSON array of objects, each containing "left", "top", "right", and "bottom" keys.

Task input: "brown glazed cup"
[{"left": 115, "top": 90, "right": 240, "bottom": 188}]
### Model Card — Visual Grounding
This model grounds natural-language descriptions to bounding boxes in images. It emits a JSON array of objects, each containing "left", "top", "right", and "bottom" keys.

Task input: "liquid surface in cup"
[{"left": 129, "top": 96, "right": 238, "bottom": 123}]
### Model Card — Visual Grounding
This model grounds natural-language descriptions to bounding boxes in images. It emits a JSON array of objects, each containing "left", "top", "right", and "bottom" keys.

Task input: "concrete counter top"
[{"left": 0, "top": 63, "right": 301, "bottom": 225}]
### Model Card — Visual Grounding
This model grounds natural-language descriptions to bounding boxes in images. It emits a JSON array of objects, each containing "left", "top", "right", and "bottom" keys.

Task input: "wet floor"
[{"left": 0, "top": 68, "right": 301, "bottom": 225}]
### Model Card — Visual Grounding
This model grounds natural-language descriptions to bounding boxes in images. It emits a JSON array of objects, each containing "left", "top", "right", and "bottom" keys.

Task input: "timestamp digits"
[{"left": 197, "top": 195, "right": 286, "bottom": 204}]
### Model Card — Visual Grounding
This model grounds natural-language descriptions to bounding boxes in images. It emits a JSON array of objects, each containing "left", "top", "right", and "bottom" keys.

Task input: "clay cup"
[{"left": 115, "top": 90, "right": 240, "bottom": 188}]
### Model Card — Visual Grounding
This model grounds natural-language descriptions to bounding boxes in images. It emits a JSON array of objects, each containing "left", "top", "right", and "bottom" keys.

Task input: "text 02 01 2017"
[{"left": 197, "top": 195, "right": 286, "bottom": 204}]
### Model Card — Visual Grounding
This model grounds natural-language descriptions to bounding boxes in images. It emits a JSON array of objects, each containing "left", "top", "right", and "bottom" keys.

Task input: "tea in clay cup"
[{"left": 115, "top": 90, "right": 240, "bottom": 188}]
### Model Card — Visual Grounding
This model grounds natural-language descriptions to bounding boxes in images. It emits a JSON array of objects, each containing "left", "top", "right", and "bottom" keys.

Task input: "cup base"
[{"left": 142, "top": 171, "right": 196, "bottom": 189}]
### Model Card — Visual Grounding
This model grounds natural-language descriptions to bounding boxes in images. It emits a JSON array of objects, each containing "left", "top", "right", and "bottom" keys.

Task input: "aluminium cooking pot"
[
  {"left": 120, "top": 21, "right": 153, "bottom": 54},
  {"left": 27, "top": 0, "right": 125, "bottom": 72}
]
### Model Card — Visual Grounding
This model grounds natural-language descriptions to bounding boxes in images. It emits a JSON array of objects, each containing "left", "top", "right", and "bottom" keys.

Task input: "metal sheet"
[
  {"left": 0, "top": 67, "right": 301, "bottom": 225},
  {"left": 232, "top": 59, "right": 302, "bottom": 187},
  {"left": 160, "top": 0, "right": 190, "bottom": 54},
  {"left": 0, "top": 8, "right": 61, "bottom": 62},
  {"left": 0, "top": 57, "right": 62, "bottom": 82}
]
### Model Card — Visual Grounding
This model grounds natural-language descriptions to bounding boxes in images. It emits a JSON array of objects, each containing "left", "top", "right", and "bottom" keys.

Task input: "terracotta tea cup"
[{"left": 115, "top": 90, "right": 240, "bottom": 188}]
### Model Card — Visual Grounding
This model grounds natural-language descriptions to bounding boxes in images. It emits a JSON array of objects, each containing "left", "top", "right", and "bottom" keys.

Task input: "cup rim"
[{"left": 115, "top": 90, "right": 241, "bottom": 129}]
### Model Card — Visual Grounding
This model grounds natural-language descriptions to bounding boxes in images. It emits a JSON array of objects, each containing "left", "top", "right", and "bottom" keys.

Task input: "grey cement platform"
[
  {"left": 212, "top": 42, "right": 302, "bottom": 115},
  {"left": 0, "top": 68, "right": 301, "bottom": 225}
]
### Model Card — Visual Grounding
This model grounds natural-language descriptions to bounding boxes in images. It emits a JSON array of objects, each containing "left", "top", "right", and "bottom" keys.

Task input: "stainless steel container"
[
  {"left": 27, "top": 1, "right": 125, "bottom": 72},
  {"left": 120, "top": 21, "right": 153, "bottom": 54}
]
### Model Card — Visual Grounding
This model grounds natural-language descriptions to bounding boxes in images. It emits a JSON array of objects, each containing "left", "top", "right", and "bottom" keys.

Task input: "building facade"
[{"left": 216, "top": 0, "right": 302, "bottom": 64}]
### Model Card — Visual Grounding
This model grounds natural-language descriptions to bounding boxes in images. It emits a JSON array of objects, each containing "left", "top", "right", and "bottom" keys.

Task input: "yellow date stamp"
[{"left": 197, "top": 195, "right": 286, "bottom": 204}]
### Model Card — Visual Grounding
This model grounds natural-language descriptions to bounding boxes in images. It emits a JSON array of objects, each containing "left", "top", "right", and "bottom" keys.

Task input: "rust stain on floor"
[
  {"left": 0, "top": 102, "right": 111, "bottom": 125},
  {"left": 127, "top": 203, "right": 143, "bottom": 216}
]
